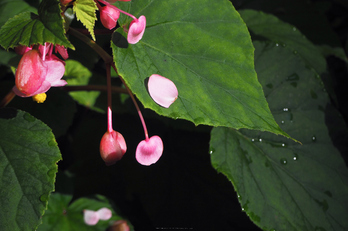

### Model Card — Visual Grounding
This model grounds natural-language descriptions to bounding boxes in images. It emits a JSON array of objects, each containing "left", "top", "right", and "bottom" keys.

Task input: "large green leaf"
[
  {"left": 37, "top": 193, "right": 133, "bottom": 231},
  {"left": 210, "top": 41, "right": 348, "bottom": 230},
  {"left": 239, "top": 9, "right": 326, "bottom": 74},
  {"left": 0, "top": 0, "right": 37, "bottom": 27},
  {"left": 112, "top": 0, "right": 288, "bottom": 138},
  {"left": 0, "top": 108, "right": 62, "bottom": 231},
  {"left": 0, "top": 0, "right": 74, "bottom": 50}
]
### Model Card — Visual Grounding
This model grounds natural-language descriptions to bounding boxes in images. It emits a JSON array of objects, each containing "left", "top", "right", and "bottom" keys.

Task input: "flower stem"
[
  {"left": 63, "top": 85, "right": 128, "bottom": 94},
  {"left": 98, "top": 0, "right": 137, "bottom": 21},
  {"left": 111, "top": 63, "right": 149, "bottom": 140},
  {"left": 106, "top": 63, "right": 114, "bottom": 133},
  {"left": 0, "top": 89, "right": 16, "bottom": 108}
]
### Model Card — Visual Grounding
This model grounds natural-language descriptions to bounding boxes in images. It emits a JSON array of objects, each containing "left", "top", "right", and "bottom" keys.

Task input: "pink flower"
[
  {"left": 99, "top": 5, "right": 120, "bottom": 30},
  {"left": 136, "top": 135, "right": 163, "bottom": 166},
  {"left": 13, "top": 49, "right": 67, "bottom": 97},
  {"left": 127, "top": 15, "right": 146, "bottom": 44},
  {"left": 83, "top": 207, "right": 112, "bottom": 226},
  {"left": 148, "top": 74, "right": 178, "bottom": 108},
  {"left": 100, "top": 130, "right": 127, "bottom": 165}
]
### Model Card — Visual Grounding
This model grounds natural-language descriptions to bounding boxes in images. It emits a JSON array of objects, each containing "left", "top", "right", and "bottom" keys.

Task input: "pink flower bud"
[
  {"left": 60, "top": 0, "right": 73, "bottom": 5},
  {"left": 83, "top": 210, "right": 99, "bottom": 226},
  {"left": 127, "top": 15, "right": 146, "bottom": 44},
  {"left": 99, "top": 5, "right": 120, "bottom": 30},
  {"left": 14, "top": 49, "right": 47, "bottom": 97},
  {"left": 136, "top": 135, "right": 163, "bottom": 166},
  {"left": 148, "top": 74, "right": 178, "bottom": 108},
  {"left": 100, "top": 130, "right": 127, "bottom": 165}
]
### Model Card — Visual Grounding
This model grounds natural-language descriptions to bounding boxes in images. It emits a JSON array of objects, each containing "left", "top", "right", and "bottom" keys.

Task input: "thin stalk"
[
  {"left": 98, "top": 0, "right": 137, "bottom": 21},
  {"left": 0, "top": 90, "right": 16, "bottom": 108},
  {"left": 106, "top": 63, "right": 113, "bottom": 133}
]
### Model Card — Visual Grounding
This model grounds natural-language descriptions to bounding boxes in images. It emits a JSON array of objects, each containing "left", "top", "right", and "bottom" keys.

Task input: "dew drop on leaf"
[
  {"left": 280, "top": 158, "right": 287, "bottom": 165},
  {"left": 293, "top": 153, "right": 298, "bottom": 161},
  {"left": 312, "top": 136, "right": 317, "bottom": 142},
  {"left": 209, "top": 147, "right": 215, "bottom": 155}
]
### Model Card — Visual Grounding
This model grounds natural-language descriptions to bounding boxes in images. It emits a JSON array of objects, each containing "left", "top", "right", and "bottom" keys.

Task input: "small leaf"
[
  {"left": 0, "top": 108, "right": 61, "bottom": 231},
  {"left": 73, "top": 0, "right": 98, "bottom": 41},
  {"left": 0, "top": 0, "right": 74, "bottom": 50},
  {"left": 210, "top": 41, "right": 348, "bottom": 231}
]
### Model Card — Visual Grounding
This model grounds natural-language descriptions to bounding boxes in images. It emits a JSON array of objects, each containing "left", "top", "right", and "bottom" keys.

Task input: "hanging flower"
[
  {"left": 100, "top": 130, "right": 127, "bottom": 165},
  {"left": 127, "top": 15, "right": 146, "bottom": 44},
  {"left": 136, "top": 135, "right": 163, "bottom": 166},
  {"left": 13, "top": 44, "right": 67, "bottom": 98}
]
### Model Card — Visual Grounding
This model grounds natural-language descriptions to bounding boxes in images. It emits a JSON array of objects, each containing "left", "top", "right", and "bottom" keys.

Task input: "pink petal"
[
  {"left": 55, "top": 45, "right": 69, "bottom": 60},
  {"left": 136, "top": 135, "right": 163, "bottom": 166},
  {"left": 127, "top": 15, "right": 146, "bottom": 44},
  {"left": 44, "top": 56, "right": 66, "bottom": 85},
  {"left": 15, "top": 49, "right": 47, "bottom": 97},
  {"left": 148, "top": 74, "right": 178, "bottom": 108},
  {"left": 84, "top": 210, "right": 99, "bottom": 226},
  {"left": 100, "top": 5, "right": 120, "bottom": 30},
  {"left": 100, "top": 130, "right": 127, "bottom": 166},
  {"left": 96, "top": 208, "right": 112, "bottom": 220}
]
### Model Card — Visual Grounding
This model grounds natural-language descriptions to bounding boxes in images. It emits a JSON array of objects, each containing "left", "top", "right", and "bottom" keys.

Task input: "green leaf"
[
  {"left": 239, "top": 9, "right": 327, "bottom": 75},
  {"left": 37, "top": 193, "right": 133, "bottom": 231},
  {"left": 0, "top": 108, "right": 62, "bottom": 231},
  {"left": 0, "top": 0, "right": 74, "bottom": 50},
  {"left": 0, "top": 0, "right": 37, "bottom": 27},
  {"left": 112, "top": 0, "right": 288, "bottom": 138},
  {"left": 64, "top": 59, "right": 102, "bottom": 112},
  {"left": 210, "top": 41, "right": 348, "bottom": 231},
  {"left": 73, "top": 0, "right": 98, "bottom": 41}
]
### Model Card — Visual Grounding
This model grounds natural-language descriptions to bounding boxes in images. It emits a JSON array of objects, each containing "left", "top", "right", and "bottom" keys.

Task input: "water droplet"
[
  {"left": 281, "top": 120, "right": 285, "bottom": 124},
  {"left": 23, "top": 113, "right": 35, "bottom": 122},
  {"left": 242, "top": 200, "right": 250, "bottom": 211},
  {"left": 275, "top": 43, "right": 279, "bottom": 47},
  {"left": 292, "top": 27, "right": 297, "bottom": 31},
  {"left": 310, "top": 89, "right": 318, "bottom": 99},
  {"left": 251, "top": 138, "right": 255, "bottom": 142},
  {"left": 209, "top": 147, "right": 215, "bottom": 155},
  {"left": 259, "top": 138, "right": 262, "bottom": 142},
  {"left": 40, "top": 193, "right": 49, "bottom": 202},
  {"left": 293, "top": 153, "right": 298, "bottom": 161},
  {"left": 312, "top": 136, "right": 317, "bottom": 142},
  {"left": 48, "top": 140, "right": 57, "bottom": 147},
  {"left": 293, "top": 50, "right": 298, "bottom": 55},
  {"left": 281, "top": 143, "right": 287, "bottom": 147},
  {"left": 283, "top": 108, "right": 289, "bottom": 112},
  {"left": 324, "top": 191, "right": 332, "bottom": 197},
  {"left": 266, "top": 83, "right": 273, "bottom": 89},
  {"left": 280, "top": 158, "right": 287, "bottom": 165}
]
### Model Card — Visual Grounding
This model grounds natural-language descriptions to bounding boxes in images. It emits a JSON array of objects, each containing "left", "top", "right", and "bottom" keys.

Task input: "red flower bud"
[
  {"left": 100, "top": 130, "right": 127, "bottom": 165},
  {"left": 99, "top": 5, "right": 120, "bottom": 30}
]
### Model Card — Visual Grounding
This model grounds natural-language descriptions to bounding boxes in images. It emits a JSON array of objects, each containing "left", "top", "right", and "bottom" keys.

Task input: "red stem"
[{"left": 97, "top": 0, "right": 138, "bottom": 21}]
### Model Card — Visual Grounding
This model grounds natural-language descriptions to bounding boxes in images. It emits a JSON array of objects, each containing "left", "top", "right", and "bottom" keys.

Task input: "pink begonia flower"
[
  {"left": 99, "top": 4, "right": 120, "bottom": 30},
  {"left": 13, "top": 49, "right": 67, "bottom": 97},
  {"left": 100, "top": 130, "right": 127, "bottom": 165},
  {"left": 83, "top": 210, "right": 99, "bottom": 226},
  {"left": 148, "top": 74, "right": 178, "bottom": 108},
  {"left": 127, "top": 15, "right": 146, "bottom": 44},
  {"left": 55, "top": 44, "right": 69, "bottom": 60},
  {"left": 96, "top": 207, "right": 112, "bottom": 220},
  {"left": 83, "top": 207, "right": 112, "bottom": 226},
  {"left": 136, "top": 135, "right": 163, "bottom": 166}
]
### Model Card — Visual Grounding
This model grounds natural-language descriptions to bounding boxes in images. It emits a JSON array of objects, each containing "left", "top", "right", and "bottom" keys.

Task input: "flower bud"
[
  {"left": 100, "top": 130, "right": 127, "bottom": 165},
  {"left": 99, "top": 5, "right": 120, "bottom": 30}
]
